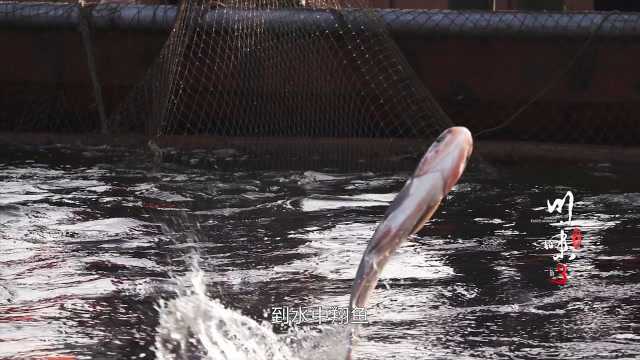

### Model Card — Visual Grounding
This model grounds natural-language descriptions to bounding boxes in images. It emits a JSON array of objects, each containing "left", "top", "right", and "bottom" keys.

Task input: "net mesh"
[
  {"left": 1, "top": 2, "right": 640, "bottom": 153},
  {"left": 379, "top": 10, "right": 640, "bottom": 146},
  {"left": 112, "top": 0, "right": 452, "bottom": 146}
]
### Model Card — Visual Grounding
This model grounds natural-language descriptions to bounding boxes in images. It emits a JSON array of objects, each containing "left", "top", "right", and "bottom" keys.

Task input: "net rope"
[
  {"left": 111, "top": 0, "right": 453, "bottom": 147},
  {"left": 2, "top": 2, "right": 640, "bottom": 148}
]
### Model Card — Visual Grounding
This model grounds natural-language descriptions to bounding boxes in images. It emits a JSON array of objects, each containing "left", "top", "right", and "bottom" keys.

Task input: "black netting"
[
  {"left": 113, "top": 1, "right": 451, "bottom": 145},
  {"left": 380, "top": 10, "right": 640, "bottom": 145},
  {"left": 1, "top": 2, "right": 639, "bottom": 152}
]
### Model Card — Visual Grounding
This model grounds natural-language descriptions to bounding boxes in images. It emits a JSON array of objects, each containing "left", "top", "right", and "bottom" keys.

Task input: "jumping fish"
[{"left": 348, "top": 127, "right": 473, "bottom": 358}]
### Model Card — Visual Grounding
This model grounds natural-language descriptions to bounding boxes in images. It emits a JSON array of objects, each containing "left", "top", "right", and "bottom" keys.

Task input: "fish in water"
[{"left": 348, "top": 127, "right": 473, "bottom": 358}]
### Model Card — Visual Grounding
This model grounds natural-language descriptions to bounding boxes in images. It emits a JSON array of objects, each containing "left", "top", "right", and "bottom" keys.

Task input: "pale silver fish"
[{"left": 349, "top": 125, "right": 473, "bottom": 320}]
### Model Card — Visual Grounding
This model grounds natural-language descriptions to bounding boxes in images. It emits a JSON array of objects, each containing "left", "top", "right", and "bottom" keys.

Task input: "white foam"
[{"left": 154, "top": 258, "right": 350, "bottom": 360}]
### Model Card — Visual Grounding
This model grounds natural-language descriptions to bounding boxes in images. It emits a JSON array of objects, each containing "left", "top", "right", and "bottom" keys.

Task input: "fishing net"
[
  {"left": 111, "top": 0, "right": 452, "bottom": 150},
  {"left": 1, "top": 1, "right": 640, "bottom": 154},
  {"left": 0, "top": 1, "right": 173, "bottom": 134},
  {"left": 0, "top": 0, "right": 454, "bottom": 165},
  {"left": 379, "top": 10, "right": 640, "bottom": 146}
]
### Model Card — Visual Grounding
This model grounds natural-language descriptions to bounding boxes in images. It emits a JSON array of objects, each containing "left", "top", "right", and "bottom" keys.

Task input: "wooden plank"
[
  {"left": 565, "top": 0, "right": 594, "bottom": 10},
  {"left": 392, "top": 0, "right": 449, "bottom": 9},
  {"left": 449, "top": 0, "right": 492, "bottom": 10},
  {"left": 493, "top": 0, "right": 516, "bottom": 10},
  {"left": 363, "top": 0, "right": 392, "bottom": 8},
  {"left": 515, "top": 0, "right": 564, "bottom": 10}
]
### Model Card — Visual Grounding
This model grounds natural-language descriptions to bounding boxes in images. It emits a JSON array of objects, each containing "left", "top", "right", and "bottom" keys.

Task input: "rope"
[{"left": 474, "top": 11, "right": 618, "bottom": 139}]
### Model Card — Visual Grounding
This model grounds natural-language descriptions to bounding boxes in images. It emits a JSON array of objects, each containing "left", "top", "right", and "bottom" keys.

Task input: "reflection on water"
[{"left": 0, "top": 144, "right": 639, "bottom": 359}]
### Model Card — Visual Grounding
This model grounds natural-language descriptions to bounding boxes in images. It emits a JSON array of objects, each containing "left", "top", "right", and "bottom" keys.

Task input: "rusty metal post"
[{"left": 78, "top": 1, "right": 109, "bottom": 134}]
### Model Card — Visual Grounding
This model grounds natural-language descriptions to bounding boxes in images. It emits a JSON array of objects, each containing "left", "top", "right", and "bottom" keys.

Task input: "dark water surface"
[{"left": 0, "top": 144, "right": 639, "bottom": 359}]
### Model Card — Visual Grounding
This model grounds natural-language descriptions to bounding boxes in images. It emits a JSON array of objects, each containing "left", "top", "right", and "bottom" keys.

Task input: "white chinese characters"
[
  {"left": 271, "top": 305, "right": 368, "bottom": 327},
  {"left": 543, "top": 191, "right": 577, "bottom": 261}
]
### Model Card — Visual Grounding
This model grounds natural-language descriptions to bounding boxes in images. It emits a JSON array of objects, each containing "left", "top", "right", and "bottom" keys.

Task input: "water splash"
[
  {"left": 153, "top": 257, "right": 350, "bottom": 360},
  {"left": 154, "top": 260, "right": 297, "bottom": 360}
]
